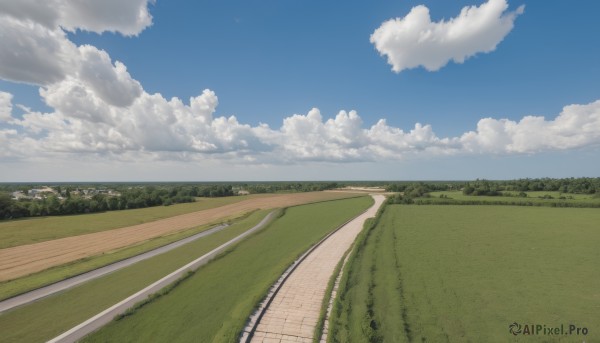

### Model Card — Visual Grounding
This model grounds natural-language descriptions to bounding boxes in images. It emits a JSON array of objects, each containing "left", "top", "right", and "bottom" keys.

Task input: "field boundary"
[
  {"left": 0, "top": 211, "right": 253, "bottom": 302},
  {"left": 314, "top": 202, "right": 389, "bottom": 343},
  {"left": 0, "top": 223, "right": 234, "bottom": 314},
  {"left": 47, "top": 210, "right": 278, "bottom": 343},
  {"left": 327, "top": 202, "right": 387, "bottom": 343},
  {"left": 239, "top": 200, "right": 375, "bottom": 343}
]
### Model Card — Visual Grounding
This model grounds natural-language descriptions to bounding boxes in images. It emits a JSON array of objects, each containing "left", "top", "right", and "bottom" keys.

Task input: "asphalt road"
[
  {"left": 0, "top": 223, "right": 230, "bottom": 314},
  {"left": 47, "top": 210, "right": 276, "bottom": 343}
]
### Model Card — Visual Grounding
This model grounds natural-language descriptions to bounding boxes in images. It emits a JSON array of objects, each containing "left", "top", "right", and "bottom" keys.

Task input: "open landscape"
[
  {"left": 329, "top": 204, "right": 600, "bottom": 342},
  {"left": 0, "top": 180, "right": 598, "bottom": 343},
  {"left": 1, "top": 1, "right": 599, "bottom": 342},
  {"left": 0, "top": 191, "right": 359, "bottom": 282}
]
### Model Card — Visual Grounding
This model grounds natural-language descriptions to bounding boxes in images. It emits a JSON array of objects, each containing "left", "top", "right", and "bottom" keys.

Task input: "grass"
[
  {"left": 0, "top": 211, "right": 249, "bottom": 301},
  {"left": 329, "top": 205, "right": 600, "bottom": 342},
  {"left": 81, "top": 196, "right": 374, "bottom": 343},
  {"left": 0, "top": 195, "right": 259, "bottom": 249},
  {"left": 0, "top": 210, "right": 272, "bottom": 343},
  {"left": 427, "top": 190, "right": 600, "bottom": 207}
]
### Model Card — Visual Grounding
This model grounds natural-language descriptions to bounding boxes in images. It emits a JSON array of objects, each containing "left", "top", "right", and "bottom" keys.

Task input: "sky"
[{"left": 0, "top": 0, "right": 599, "bottom": 181}]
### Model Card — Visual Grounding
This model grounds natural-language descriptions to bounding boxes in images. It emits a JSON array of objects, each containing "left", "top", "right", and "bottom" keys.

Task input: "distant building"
[{"left": 11, "top": 191, "right": 30, "bottom": 200}]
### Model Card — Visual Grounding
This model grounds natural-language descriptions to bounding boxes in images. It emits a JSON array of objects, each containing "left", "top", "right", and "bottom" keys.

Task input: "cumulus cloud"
[
  {"left": 0, "top": 0, "right": 598, "bottom": 166},
  {"left": 0, "top": 0, "right": 153, "bottom": 35},
  {"left": 78, "top": 46, "right": 143, "bottom": 107},
  {"left": 0, "top": 0, "right": 150, "bottom": 106},
  {"left": 371, "top": 0, "right": 524, "bottom": 73},
  {"left": 460, "top": 101, "right": 600, "bottom": 153},
  {"left": 0, "top": 92, "right": 13, "bottom": 121},
  {"left": 2, "top": 78, "right": 600, "bottom": 163},
  {"left": 0, "top": 16, "right": 78, "bottom": 85}
]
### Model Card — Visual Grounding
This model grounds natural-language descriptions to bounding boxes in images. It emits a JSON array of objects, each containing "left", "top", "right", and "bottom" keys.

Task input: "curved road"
[
  {"left": 47, "top": 210, "right": 276, "bottom": 343},
  {"left": 243, "top": 195, "right": 385, "bottom": 343},
  {"left": 0, "top": 224, "right": 229, "bottom": 314}
]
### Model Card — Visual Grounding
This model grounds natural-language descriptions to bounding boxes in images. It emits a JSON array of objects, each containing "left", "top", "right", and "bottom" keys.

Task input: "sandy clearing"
[{"left": 0, "top": 192, "right": 360, "bottom": 282}]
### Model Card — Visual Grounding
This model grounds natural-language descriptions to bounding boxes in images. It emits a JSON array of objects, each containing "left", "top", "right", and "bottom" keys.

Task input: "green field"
[
  {"left": 427, "top": 190, "right": 600, "bottom": 207},
  {"left": 0, "top": 210, "right": 272, "bottom": 343},
  {"left": 81, "top": 196, "right": 373, "bottom": 343},
  {"left": 330, "top": 205, "right": 600, "bottom": 342},
  {"left": 0, "top": 195, "right": 259, "bottom": 249}
]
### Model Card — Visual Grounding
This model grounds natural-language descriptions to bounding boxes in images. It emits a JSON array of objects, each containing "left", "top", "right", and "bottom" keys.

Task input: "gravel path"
[
  {"left": 0, "top": 224, "right": 229, "bottom": 314},
  {"left": 245, "top": 195, "right": 385, "bottom": 343}
]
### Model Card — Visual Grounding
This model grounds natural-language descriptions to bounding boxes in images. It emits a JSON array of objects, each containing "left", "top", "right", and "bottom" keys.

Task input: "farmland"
[
  {"left": 329, "top": 205, "right": 600, "bottom": 342},
  {"left": 428, "top": 190, "right": 600, "bottom": 206},
  {"left": 81, "top": 196, "right": 373, "bottom": 343},
  {"left": 0, "top": 191, "right": 360, "bottom": 282},
  {"left": 0, "top": 210, "right": 272, "bottom": 343},
  {"left": 0, "top": 195, "right": 254, "bottom": 249}
]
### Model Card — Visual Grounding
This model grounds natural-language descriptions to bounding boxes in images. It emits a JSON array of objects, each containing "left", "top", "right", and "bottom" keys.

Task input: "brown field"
[{"left": 0, "top": 192, "right": 361, "bottom": 282}]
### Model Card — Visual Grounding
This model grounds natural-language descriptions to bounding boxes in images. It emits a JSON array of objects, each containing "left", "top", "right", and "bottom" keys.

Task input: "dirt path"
[
  {"left": 0, "top": 192, "right": 358, "bottom": 282},
  {"left": 246, "top": 194, "right": 385, "bottom": 343}
]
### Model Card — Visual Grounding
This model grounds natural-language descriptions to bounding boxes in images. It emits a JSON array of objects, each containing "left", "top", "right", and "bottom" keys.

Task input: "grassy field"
[
  {"left": 0, "top": 210, "right": 248, "bottom": 301},
  {"left": 0, "top": 195, "right": 256, "bottom": 249},
  {"left": 0, "top": 210, "right": 273, "bottom": 343},
  {"left": 428, "top": 190, "right": 600, "bottom": 207},
  {"left": 81, "top": 196, "right": 374, "bottom": 343},
  {"left": 329, "top": 205, "right": 600, "bottom": 342}
]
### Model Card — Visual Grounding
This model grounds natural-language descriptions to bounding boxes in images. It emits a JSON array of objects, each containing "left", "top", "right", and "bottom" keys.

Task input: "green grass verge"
[
  {"left": 328, "top": 205, "right": 386, "bottom": 343},
  {"left": 81, "top": 196, "right": 374, "bottom": 343},
  {"left": 0, "top": 210, "right": 272, "bottom": 343},
  {"left": 0, "top": 195, "right": 261, "bottom": 249},
  {"left": 329, "top": 205, "right": 600, "bottom": 342},
  {"left": 0, "top": 211, "right": 250, "bottom": 301}
]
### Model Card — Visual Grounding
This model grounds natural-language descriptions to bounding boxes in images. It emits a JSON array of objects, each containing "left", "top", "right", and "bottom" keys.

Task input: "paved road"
[
  {"left": 245, "top": 195, "right": 385, "bottom": 343},
  {"left": 0, "top": 224, "right": 229, "bottom": 314},
  {"left": 47, "top": 211, "right": 276, "bottom": 343}
]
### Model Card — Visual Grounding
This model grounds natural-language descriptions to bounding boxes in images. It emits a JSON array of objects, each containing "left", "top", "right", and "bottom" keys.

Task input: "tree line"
[{"left": 0, "top": 182, "right": 340, "bottom": 220}]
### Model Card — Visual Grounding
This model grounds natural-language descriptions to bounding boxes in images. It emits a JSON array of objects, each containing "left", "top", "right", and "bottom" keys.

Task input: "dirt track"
[{"left": 0, "top": 192, "right": 359, "bottom": 282}]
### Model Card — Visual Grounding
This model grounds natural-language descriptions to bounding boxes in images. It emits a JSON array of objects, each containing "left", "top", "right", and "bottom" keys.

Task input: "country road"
[
  {"left": 0, "top": 223, "right": 229, "bottom": 314},
  {"left": 243, "top": 195, "right": 385, "bottom": 343},
  {"left": 47, "top": 210, "right": 276, "bottom": 343}
]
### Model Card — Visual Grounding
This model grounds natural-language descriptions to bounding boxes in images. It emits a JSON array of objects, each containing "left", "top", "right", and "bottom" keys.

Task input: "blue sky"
[{"left": 0, "top": 0, "right": 599, "bottom": 181}]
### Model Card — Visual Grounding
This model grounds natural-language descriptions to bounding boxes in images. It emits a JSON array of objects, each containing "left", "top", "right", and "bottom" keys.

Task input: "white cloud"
[
  {"left": 2, "top": 79, "right": 600, "bottom": 164},
  {"left": 0, "top": 92, "right": 13, "bottom": 121},
  {"left": 78, "top": 46, "right": 143, "bottom": 107},
  {"left": 0, "top": 0, "right": 598, "bottom": 168},
  {"left": 0, "top": 0, "right": 153, "bottom": 35},
  {"left": 0, "top": 0, "right": 151, "bottom": 101},
  {"left": 58, "top": 0, "right": 153, "bottom": 36},
  {"left": 460, "top": 101, "right": 600, "bottom": 153},
  {"left": 371, "top": 0, "right": 524, "bottom": 73},
  {"left": 0, "top": 16, "right": 79, "bottom": 85}
]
